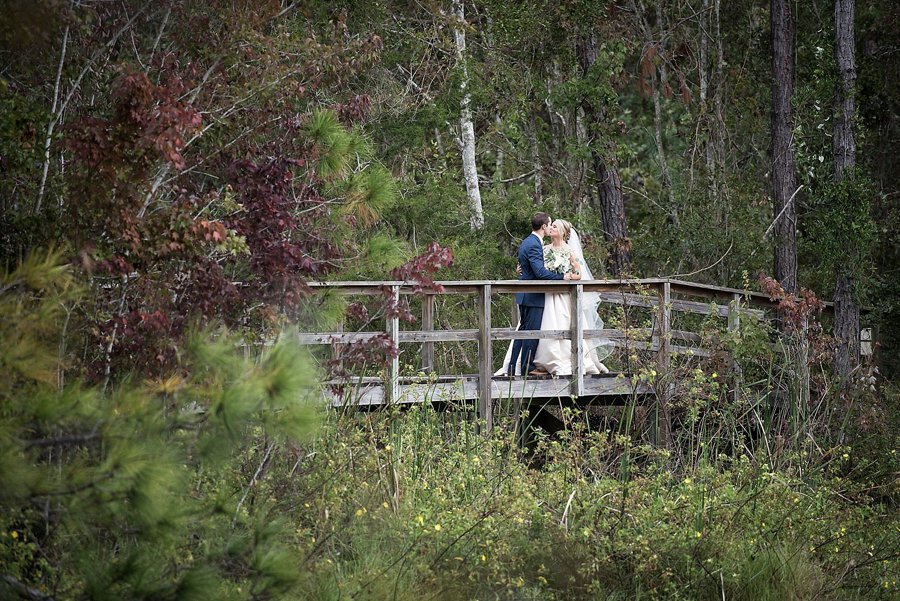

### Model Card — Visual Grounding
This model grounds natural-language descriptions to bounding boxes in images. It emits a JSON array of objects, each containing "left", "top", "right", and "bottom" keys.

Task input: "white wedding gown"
[
  {"left": 532, "top": 292, "right": 608, "bottom": 375},
  {"left": 494, "top": 294, "right": 609, "bottom": 376}
]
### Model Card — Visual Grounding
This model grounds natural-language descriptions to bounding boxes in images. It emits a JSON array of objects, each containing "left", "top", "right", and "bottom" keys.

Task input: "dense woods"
[{"left": 1, "top": 1, "right": 897, "bottom": 599}]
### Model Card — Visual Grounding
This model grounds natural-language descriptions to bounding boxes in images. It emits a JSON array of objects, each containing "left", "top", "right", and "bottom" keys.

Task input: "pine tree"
[{"left": 0, "top": 251, "right": 321, "bottom": 600}]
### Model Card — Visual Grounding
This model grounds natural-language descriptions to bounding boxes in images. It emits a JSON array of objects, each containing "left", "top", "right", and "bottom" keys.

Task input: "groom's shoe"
[{"left": 528, "top": 369, "right": 549, "bottom": 377}]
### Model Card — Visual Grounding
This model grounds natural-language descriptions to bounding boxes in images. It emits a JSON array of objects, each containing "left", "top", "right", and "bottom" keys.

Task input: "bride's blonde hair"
[{"left": 554, "top": 219, "right": 573, "bottom": 243}]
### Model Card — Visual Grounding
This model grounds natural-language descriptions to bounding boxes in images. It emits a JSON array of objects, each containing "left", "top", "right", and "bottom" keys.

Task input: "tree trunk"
[
  {"left": 834, "top": 272, "right": 860, "bottom": 379},
  {"left": 593, "top": 155, "right": 632, "bottom": 276},
  {"left": 530, "top": 121, "right": 542, "bottom": 203},
  {"left": 652, "top": 0, "right": 676, "bottom": 224},
  {"left": 451, "top": 0, "right": 484, "bottom": 231},
  {"left": 833, "top": 0, "right": 860, "bottom": 380},
  {"left": 494, "top": 113, "right": 505, "bottom": 196},
  {"left": 771, "top": 0, "right": 798, "bottom": 294},
  {"left": 834, "top": 0, "right": 856, "bottom": 179},
  {"left": 577, "top": 33, "right": 632, "bottom": 276},
  {"left": 700, "top": 0, "right": 716, "bottom": 187},
  {"left": 633, "top": 0, "right": 676, "bottom": 224},
  {"left": 713, "top": 0, "right": 726, "bottom": 171}
]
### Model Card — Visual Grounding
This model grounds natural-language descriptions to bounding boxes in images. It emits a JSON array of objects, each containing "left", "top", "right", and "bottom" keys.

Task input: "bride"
[{"left": 496, "top": 219, "right": 611, "bottom": 376}]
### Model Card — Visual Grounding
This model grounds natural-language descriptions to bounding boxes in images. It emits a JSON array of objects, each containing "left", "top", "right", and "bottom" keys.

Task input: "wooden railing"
[{"left": 299, "top": 278, "right": 809, "bottom": 432}]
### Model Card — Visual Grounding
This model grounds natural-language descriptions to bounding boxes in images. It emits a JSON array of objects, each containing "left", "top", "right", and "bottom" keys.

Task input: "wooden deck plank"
[{"left": 325, "top": 374, "right": 650, "bottom": 407}]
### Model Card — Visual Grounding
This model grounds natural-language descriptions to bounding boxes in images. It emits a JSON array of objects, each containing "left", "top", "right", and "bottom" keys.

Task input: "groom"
[{"left": 509, "top": 212, "right": 574, "bottom": 376}]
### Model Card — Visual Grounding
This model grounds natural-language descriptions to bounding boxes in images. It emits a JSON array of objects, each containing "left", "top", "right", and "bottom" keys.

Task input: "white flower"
[{"left": 544, "top": 246, "right": 571, "bottom": 274}]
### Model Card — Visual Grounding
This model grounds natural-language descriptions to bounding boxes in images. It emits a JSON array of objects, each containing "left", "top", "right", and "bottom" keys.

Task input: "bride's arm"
[{"left": 569, "top": 253, "right": 582, "bottom": 280}]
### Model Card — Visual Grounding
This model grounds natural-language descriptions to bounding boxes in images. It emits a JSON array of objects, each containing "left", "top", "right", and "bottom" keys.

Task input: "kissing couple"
[{"left": 496, "top": 212, "right": 611, "bottom": 377}]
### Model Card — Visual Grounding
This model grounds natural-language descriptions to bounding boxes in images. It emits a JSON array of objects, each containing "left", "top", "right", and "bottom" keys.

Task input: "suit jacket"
[{"left": 516, "top": 232, "right": 564, "bottom": 307}]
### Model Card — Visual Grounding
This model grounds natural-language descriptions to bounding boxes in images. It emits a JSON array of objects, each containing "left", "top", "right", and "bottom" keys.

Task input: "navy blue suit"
[{"left": 509, "top": 233, "right": 564, "bottom": 375}]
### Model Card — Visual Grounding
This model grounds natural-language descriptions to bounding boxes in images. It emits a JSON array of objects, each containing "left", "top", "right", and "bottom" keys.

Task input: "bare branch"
[{"left": 35, "top": 3, "right": 152, "bottom": 214}]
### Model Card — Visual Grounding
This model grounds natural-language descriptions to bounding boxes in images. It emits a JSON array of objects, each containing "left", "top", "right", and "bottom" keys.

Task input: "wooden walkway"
[{"left": 299, "top": 278, "right": 807, "bottom": 433}]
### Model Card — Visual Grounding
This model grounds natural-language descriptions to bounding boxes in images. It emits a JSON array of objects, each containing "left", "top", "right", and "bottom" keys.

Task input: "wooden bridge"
[{"left": 298, "top": 279, "right": 807, "bottom": 435}]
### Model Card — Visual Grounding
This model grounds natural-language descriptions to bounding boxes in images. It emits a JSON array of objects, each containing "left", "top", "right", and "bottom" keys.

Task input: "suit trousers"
[{"left": 508, "top": 304, "right": 543, "bottom": 375}]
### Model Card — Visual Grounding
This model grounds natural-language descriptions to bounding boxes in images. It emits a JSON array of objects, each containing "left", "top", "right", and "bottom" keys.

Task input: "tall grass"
[{"left": 257, "top": 379, "right": 898, "bottom": 601}]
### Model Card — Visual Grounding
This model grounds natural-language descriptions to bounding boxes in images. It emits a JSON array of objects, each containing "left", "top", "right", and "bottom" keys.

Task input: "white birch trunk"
[{"left": 452, "top": 0, "right": 484, "bottom": 230}]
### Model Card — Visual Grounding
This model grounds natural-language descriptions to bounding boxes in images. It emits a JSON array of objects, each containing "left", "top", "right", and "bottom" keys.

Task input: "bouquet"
[{"left": 544, "top": 246, "right": 572, "bottom": 275}]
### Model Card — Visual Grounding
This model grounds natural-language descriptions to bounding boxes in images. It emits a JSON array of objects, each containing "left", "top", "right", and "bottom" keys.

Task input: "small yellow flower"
[
  {"left": 11, "top": 531, "right": 18, "bottom": 540},
  {"left": 695, "top": 531, "right": 702, "bottom": 539},
  {"left": 434, "top": 524, "right": 442, "bottom": 531},
  {"left": 382, "top": 502, "right": 390, "bottom": 509},
  {"left": 384, "top": 445, "right": 393, "bottom": 452},
  {"left": 355, "top": 507, "right": 367, "bottom": 517},
  {"left": 683, "top": 478, "right": 692, "bottom": 485},
  {"left": 481, "top": 554, "right": 487, "bottom": 562},
  {"left": 516, "top": 517, "right": 524, "bottom": 524},
  {"left": 415, "top": 515, "right": 424, "bottom": 526}
]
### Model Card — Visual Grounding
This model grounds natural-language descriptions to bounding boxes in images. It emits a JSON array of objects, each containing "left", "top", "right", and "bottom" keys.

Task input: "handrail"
[
  {"left": 303, "top": 279, "right": 784, "bottom": 440},
  {"left": 305, "top": 278, "right": 832, "bottom": 312}
]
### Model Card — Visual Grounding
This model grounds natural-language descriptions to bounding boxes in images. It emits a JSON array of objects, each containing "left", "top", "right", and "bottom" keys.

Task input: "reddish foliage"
[
  {"left": 346, "top": 302, "right": 369, "bottom": 322},
  {"left": 390, "top": 242, "right": 453, "bottom": 294},
  {"left": 26, "top": 6, "right": 400, "bottom": 383},
  {"left": 174, "top": 258, "right": 240, "bottom": 322},
  {"left": 94, "top": 309, "right": 177, "bottom": 379},
  {"left": 325, "top": 244, "right": 453, "bottom": 380},
  {"left": 329, "top": 333, "right": 399, "bottom": 376},
  {"left": 67, "top": 68, "right": 200, "bottom": 178},
  {"left": 758, "top": 273, "right": 835, "bottom": 370},
  {"left": 227, "top": 158, "right": 341, "bottom": 308},
  {"left": 335, "top": 95, "right": 373, "bottom": 125},
  {"left": 758, "top": 273, "right": 826, "bottom": 334}
]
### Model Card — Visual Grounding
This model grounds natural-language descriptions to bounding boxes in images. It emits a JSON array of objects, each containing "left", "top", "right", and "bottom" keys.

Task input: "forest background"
[{"left": 0, "top": 1, "right": 898, "bottom": 600}]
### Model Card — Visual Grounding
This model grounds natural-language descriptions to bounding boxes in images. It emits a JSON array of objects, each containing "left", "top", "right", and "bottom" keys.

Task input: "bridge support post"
[
  {"left": 387, "top": 285, "right": 400, "bottom": 404},
  {"left": 477, "top": 284, "right": 493, "bottom": 432},
  {"left": 422, "top": 294, "right": 435, "bottom": 372},
  {"left": 728, "top": 292, "right": 741, "bottom": 332},
  {"left": 656, "top": 281, "right": 672, "bottom": 449},
  {"left": 727, "top": 292, "right": 744, "bottom": 405},
  {"left": 570, "top": 283, "right": 584, "bottom": 398}
]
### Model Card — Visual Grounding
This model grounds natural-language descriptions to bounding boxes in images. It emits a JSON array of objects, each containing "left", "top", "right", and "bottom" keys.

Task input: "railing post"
[
  {"left": 570, "top": 283, "right": 584, "bottom": 398},
  {"left": 387, "top": 285, "right": 400, "bottom": 404},
  {"left": 727, "top": 292, "right": 743, "bottom": 404},
  {"left": 728, "top": 292, "right": 741, "bottom": 332},
  {"left": 477, "top": 284, "right": 493, "bottom": 432},
  {"left": 422, "top": 294, "right": 435, "bottom": 372},
  {"left": 656, "top": 281, "right": 672, "bottom": 448}
]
